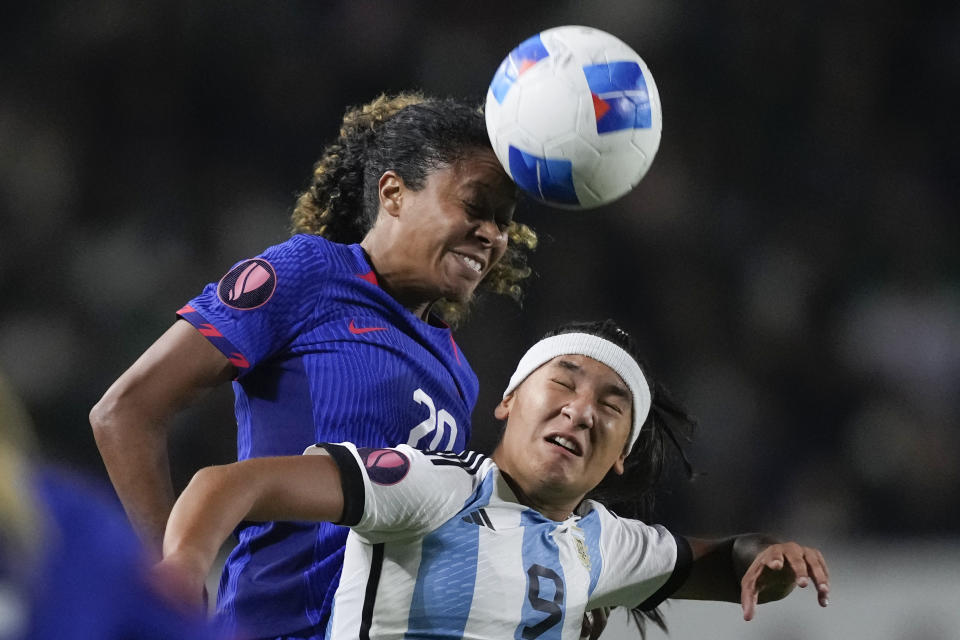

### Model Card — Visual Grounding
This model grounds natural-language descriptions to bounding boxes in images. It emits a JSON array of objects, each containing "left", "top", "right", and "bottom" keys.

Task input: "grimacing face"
[
  {"left": 494, "top": 354, "right": 633, "bottom": 513},
  {"left": 387, "top": 148, "right": 516, "bottom": 305}
]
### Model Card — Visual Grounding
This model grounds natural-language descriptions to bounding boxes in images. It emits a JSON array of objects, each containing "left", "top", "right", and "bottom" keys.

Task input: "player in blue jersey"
[
  {"left": 157, "top": 320, "right": 831, "bottom": 639},
  {"left": 90, "top": 93, "right": 538, "bottom": 639},
  {"left": 0, "top": 373, "right": 218, "bottom": 640}
]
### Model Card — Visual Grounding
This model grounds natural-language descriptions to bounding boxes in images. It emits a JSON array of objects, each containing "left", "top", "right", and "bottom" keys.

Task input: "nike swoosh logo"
[{"left": 349, "top": 320, "right": 388, "bottom": 334}]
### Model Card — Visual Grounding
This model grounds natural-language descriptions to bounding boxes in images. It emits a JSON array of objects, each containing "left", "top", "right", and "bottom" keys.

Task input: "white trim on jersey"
[{"left": 308, "top": 443, "right": 689, "bottom": 640}]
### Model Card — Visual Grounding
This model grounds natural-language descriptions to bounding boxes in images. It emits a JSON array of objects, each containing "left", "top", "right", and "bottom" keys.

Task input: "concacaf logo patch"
[
  {"left": 359, "top": 448, "right": 410, "bottom": 486},
  {"left": 217, "top": 259, "right": 277, "bottom": 310}
]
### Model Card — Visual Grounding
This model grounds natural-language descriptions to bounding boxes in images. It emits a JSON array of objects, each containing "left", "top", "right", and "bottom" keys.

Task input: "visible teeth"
[
  {"left": 461, "top": 255, "right": 482, "bottom": 272},
  {"left": 551, "top": 436, "right": 577, "bottom": 453}
]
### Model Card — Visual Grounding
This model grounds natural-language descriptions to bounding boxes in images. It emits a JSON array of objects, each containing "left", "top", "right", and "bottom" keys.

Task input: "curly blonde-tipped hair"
[
  {"left": 291, "top": 93, "right": 426, "bottom": 242},
  {"left": 290, "top": 92, "right": 537, "bottom": 327}
]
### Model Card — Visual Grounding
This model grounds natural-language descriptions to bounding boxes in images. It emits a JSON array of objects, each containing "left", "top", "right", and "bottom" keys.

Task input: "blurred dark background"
[{"left": 2, "top": 0, "right": 958, "bottom": 544}]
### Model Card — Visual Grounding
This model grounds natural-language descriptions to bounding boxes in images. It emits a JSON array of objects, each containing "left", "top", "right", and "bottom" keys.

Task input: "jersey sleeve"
[
  {"left": 588, "top": 507, "right": 692, "bottom": 610},
  {"left": 176, "top": 235, "right": 330, "bottom": 377},
  {"left": 305, "top": 442, "right": 478, "bottom": 544}
]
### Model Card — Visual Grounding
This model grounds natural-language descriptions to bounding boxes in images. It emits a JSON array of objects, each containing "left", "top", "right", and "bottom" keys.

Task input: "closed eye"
[
  {"left": 602, "top": 401, "right": 624, "bottom": 415},
  {"left": 465, "top": 201, "right": 512, "bottom": 233},
  {"left": 464, "top": 201, "right": 492, "bottom": 219},
  {"left": 551, "top": 378, "right": 574, "bottom": 390}
]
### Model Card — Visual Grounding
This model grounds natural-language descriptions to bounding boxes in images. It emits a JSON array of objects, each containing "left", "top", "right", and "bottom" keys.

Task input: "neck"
[
  {"left": 360, "top": 235, "right": 435, "bottom": 320},
  {"left": 492, "top": 450, "right": 583, "bottom": 522}
]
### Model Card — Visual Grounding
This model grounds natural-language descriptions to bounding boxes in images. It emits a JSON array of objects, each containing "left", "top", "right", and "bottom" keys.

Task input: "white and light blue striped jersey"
[{"left": 308, "top": 443, "right": 692, "bottom": 640}]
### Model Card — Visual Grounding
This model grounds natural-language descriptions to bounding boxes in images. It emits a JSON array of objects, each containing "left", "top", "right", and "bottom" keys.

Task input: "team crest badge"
[
  {"left": 359, "top": 448, "right": 410, "bottom": 485},
  {"left": 575, "top": 536, "right": 591, "bottom": 570},
  {"left": 568, "top": 523, "right": 591, "bottom": 570},
  {"left": 217, "top": 259, "right": 276, "bottom": 310}
]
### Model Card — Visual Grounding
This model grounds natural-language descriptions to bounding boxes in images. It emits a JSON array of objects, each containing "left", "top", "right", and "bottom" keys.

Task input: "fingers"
[
  {"left": 741, "top": 585, "right": 759, "bottom": 621},
  {"left": 580, "top": 607, "right": 611, "bottom": 640},
  {"left": 588, "top": 607, "right": 610, "bottom": 640},
  {"left": 786, "top": 543, "right": 831, "bottom": 606},
  {"left": 782, "top": 542, "right": 811, "bottom": 587},
  {"left": 740, "top": 552, "right": 779, "bottom": 621},
  {"left": 817, "top": 581, "right": 830, "bottom": 607},
  {"left": 740, "top": 558, "right": 765, "bottom": 621},
  {"left": 764, "top": 546, "right": 786, "bottom": 573},
  {"left": 808, "top": 548, "right": 830, "bottom": 607},
  {"left": 740, "top": 542, "right": 831, "bottom": 620}
]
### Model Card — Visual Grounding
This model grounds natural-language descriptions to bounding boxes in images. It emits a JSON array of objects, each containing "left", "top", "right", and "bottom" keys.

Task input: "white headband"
[{"left": 502, "top": 332, "right": 651, "bottom": 453}]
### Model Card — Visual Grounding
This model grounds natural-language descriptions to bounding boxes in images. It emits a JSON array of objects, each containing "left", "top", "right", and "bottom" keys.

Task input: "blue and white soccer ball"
[{"left": 485, "top": 26, "right": 662, "bottom": 210}]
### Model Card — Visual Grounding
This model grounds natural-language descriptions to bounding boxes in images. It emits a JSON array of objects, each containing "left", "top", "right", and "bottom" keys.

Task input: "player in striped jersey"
[{"left": 158, "top": 320, "right": 830, "bottom": 639}]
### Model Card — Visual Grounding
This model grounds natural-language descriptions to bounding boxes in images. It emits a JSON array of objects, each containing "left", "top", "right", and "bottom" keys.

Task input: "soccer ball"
[{"left": 485, "top": 26, "right": 662, "bottom": 209}]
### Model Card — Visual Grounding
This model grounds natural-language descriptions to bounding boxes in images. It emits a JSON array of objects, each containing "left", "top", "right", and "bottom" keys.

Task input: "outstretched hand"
[{"left": 740, "top": 542, "right": 829, "bottom": 621}]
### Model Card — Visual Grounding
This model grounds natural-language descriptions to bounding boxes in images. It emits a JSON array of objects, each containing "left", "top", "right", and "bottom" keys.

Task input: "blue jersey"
[
  {"left": 178, "top": 234, "right": 478, "bottom": 639},
  {"left": 10, "top": 469, "right": 217, "bottom": 640}
]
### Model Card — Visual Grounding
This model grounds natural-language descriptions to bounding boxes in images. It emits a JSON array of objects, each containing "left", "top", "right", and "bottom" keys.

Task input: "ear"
[
  {"left": 378, "top": 171, "right": 404, "bottom": 217},
  {"left": 611, "top": 451, "right": 628, "bottom": 476},
  {"left": 494, "top": 393, "right": 514, "bottom": 420}
]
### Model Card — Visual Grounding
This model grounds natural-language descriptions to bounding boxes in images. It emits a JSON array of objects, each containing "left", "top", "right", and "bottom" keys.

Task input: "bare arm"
[
  {"left": 672, "top": 534, "right": 830, "bottom": 620},
  {"left": 158, "top": 454, "right": 345, "bottom": 603},
  {"left": 90, "top": 319, "right": 235, "bottom": 557}
]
